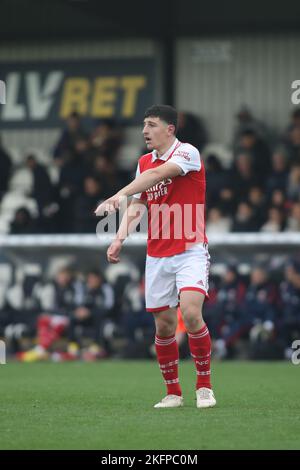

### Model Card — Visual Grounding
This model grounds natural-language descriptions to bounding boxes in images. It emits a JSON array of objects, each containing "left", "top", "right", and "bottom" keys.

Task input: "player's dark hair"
[{"left": 144, "top": 105, "right": 178, "bottom": 133}]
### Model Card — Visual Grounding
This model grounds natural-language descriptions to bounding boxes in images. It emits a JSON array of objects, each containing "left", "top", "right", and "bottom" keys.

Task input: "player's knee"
[
  {"left": 181, "top": 305, "right": 203, "bottom": 331},
  {"left": 155, "top": 318, "right": 177, "bottom": 337}
]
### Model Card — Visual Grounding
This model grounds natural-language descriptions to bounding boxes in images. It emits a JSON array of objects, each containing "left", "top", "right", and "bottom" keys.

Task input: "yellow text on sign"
[{"left": 60, "top": 76, "right": 147, "bottom": 118}]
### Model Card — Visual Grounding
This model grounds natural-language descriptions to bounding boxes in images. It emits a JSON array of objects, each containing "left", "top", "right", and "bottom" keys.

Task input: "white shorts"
[{"left": 145, "top": 244, "right": 210, "bottom": 312}]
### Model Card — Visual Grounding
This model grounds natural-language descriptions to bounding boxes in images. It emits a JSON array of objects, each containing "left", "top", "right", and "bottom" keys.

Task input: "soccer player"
[{"left": 95, "top": 105, "right": 216, "bottom": 409}]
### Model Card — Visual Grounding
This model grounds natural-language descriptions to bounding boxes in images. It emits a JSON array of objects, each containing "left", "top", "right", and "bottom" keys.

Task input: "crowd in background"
[
  {"left": 0, "top": 106, "right": 300, "bottom": 361},
  {"left": 1, "top": 106, "right": 300, "bottom": 235},
  {"left": 206, "top": 107, "right": 300, "bottom": 235},
  {"left": 0, "top": 255, "right": 299, "bottom": 362},
  {"left": 0, "top": 263, "right": 154, "bottom": 361},
  {"left": 205, "top": 257, "right": 300, "bottom": 360},
  {"left": 0, "top": 114, "right": 128, "bottom": 234}
]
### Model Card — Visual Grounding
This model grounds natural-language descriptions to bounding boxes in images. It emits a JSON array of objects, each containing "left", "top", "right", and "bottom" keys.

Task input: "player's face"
[{"left": 143, "top": 116, "right": 174, "bottom": 151}]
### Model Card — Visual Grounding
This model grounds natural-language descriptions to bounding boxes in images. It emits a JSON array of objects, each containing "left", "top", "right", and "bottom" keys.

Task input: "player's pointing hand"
[{"left": 94, "top": 193, "right": 123, "bottom": 216}]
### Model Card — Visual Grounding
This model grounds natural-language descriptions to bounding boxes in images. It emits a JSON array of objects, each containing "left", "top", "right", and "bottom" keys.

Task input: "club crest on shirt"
[{"left": 175, "top": 150, "right": 191, "bottom": 161}]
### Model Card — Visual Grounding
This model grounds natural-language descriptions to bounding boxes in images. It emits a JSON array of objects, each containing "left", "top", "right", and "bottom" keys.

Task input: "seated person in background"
[
  {"left": 247, "top": 186, "right": 268, "bottom": 229},
  {"left": 260, "top": 206, "right": 286, "bottom": 233},
  {"left": 3, "top": 268, "right": 42, "bottom": 354},
  {"left": 205, "top": 154, "right": 230, "bottom": 210},
  {"left": 20, "top": 267, "right": 81, "bottom": 361},
  {"left": 279, "top": 258, "right": 300, "bottom": 359},
  {"left": 244, "top": 266, "right": 279, "bottom": 345},
  {"left": 10, "top": 207, "right": 38, "bottom": 234},
  {"left": 89, "top": 118, "right": 123, "bottom": 162},
  {"left": 68, "top": 269, "right": 114, "bottom": 359},
  {"left": 53, "top": 111, "right": 88, "bottom": 165},
  {"left": 287, "top": 164, "right": 300, "bottom": 201},
  {"left": 73, "top": 176, "right": 104, "bottom": 233},
  {"left": 176, "top": 111, "right": 208, "bottom": 152},
  {"left": 206, "top": 207, "right": 231, "bottom": 236},
  {"left": 265, "top": 150, "right": 289, "bottom": 196},
  {"left": 25, "top": 155, "right": 58, "bottom": 233},
  {"left": 211, "top": 265, "right": 247, "bottom": 359},
  {"left": 285, "top": 202, "right": 300, "bottom": 232},
  {"left": 120, "top": 276, "right": 155, "bottom": 359},
  {"left": 232, "top": 201, "right": 260, "bottom": 232}
]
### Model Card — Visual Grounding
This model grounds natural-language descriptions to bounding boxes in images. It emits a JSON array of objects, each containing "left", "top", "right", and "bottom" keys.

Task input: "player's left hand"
[{"left": 94, "top": 193, "right": 123, "bottom": 216}]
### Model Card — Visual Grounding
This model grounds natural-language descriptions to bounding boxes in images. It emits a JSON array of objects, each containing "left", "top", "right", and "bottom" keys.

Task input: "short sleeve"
[
  {"left": 168, "top": 144, "right": 201, "bottom": 175},
  {"left": 132, "top": 161, "right": 147, "bottom": 200}
]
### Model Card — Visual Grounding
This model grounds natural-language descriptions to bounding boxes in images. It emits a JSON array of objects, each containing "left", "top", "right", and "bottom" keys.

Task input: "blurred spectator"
[
  {"left": 233, "top": 105, "right": 273, "bottom": 149},
  {"left": 285, "top": 202, "right": 300, "bottom": 232},
  {"left": 245, "top": 266, "right": 280, "bottom": 359},
  {"left": 218, "top": 186, "right": 237, "bottom": 217},
  {"left": 236, "top": 129, "right": 271, "bottom": 181},
  {"left": 232, "top": 152, "right": 262, "bottom": 200},
  {"left": 232, "top": 202, "right": 259, "bottom": 232},
  {"left": 0, "top": 137, "right": 12, "bottom": 201},
  {"left": 93, "top": 155, "right": 124, "bottom": 195},
  {"left": 284, "top": 124, "right": 300, "bottom": 164},
  {"left": 10, "top": 207, "right": 37, "bottom": 234},
  {"left": 120, "top": 277, "right": 155, "bottom": 358},
  {"left": 44, "top": 267, "right": 82, "bottom": 316},
  {"left": 206, "top": 207, "right": 231, "bottom": 236},
  {"left": 269, "top": 189, "right": 287, "bottom": 210},
  {"left": 90, "top": 118, "right": 123, "bottom": 161},
  {"left": 279, "top": 259, "right": 300, "bottom": 358},
  {"left": 248, "top": 186, "right": 267, "bottom": 229},
  {"left": 56, "top": 150, "right": 88, "bottom": 232},
  {"left": 68, "top": 269, "right": 114, "bottom": 357},
  {"left": 260, "top": 207, "right": 286, "bottom": 233},
  {"left": 284, "top": 108, "right": 300, "bottom": 135},
  {"left": 245, "top": 266, "right": 278, "bottom": 321},
  {"left": 20, "top": 267, "right": 81, "bottom": 361},
  {"left": 266, "top": 150, "right": 289, "bottom": 195},
  {"left": 73, "top": 176, "right": 104, "bottom": 233},
  {"left": 3, "top": 268, "right": 42, "bottom": 354},
  {"left": 53, "top": 112, "right": 87, "bottom": 164},
  {"left": 26, "top": 155, "right": 58, "bottom": 232},
  {"left": 72, "top": 136, "right": 94, "bottom": 169},
  {"left": 286, "top": 164, "right": 300, "bottom": 201},
  {"left": 177, "top": 111, "right": 208, "bottom": 151},
  {"left": 212, "top": 265, "right": 248, "bottom": 359},
  {"left": 205, "top": 154, "right": 230, "bottom": 208}
]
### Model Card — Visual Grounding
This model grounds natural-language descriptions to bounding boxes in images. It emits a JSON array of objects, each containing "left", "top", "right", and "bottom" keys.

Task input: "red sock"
[
  {"left": 37, "top": 315, "right": 67, "bottom": 349},
  {"left": 155, "top": 334, "right": 182, "bottom": 396},
  {"left": 188, "top": 324, "right": 212, "bottom": 390}
]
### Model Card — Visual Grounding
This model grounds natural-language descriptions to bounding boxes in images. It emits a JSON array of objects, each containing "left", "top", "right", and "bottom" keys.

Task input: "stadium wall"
[{"left": 176, "top": 34, "right": 300, "bottom": 144}]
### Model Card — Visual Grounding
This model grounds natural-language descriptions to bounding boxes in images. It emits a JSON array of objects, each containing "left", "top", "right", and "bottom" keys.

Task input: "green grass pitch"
[{"left": 0, "top": 360, "right": 299, "bottom": 450}]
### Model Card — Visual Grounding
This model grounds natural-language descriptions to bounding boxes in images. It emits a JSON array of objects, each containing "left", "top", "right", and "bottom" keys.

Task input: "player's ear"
[{"left": 167, "top": 124, "right": 176, "bottom": 135}]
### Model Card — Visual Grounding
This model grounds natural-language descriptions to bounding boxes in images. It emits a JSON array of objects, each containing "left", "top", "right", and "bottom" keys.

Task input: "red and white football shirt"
[{"left": 133, "top": 138, "right": 208, "bottom": 257}]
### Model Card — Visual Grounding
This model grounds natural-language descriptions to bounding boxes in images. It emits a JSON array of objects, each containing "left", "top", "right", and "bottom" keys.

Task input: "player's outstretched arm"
[
  {"left": 107, "top": 197, "right": 147, "bottom": 264},
  {"left": 94, "top": 162, "right": 182, "bottom": 216}
]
